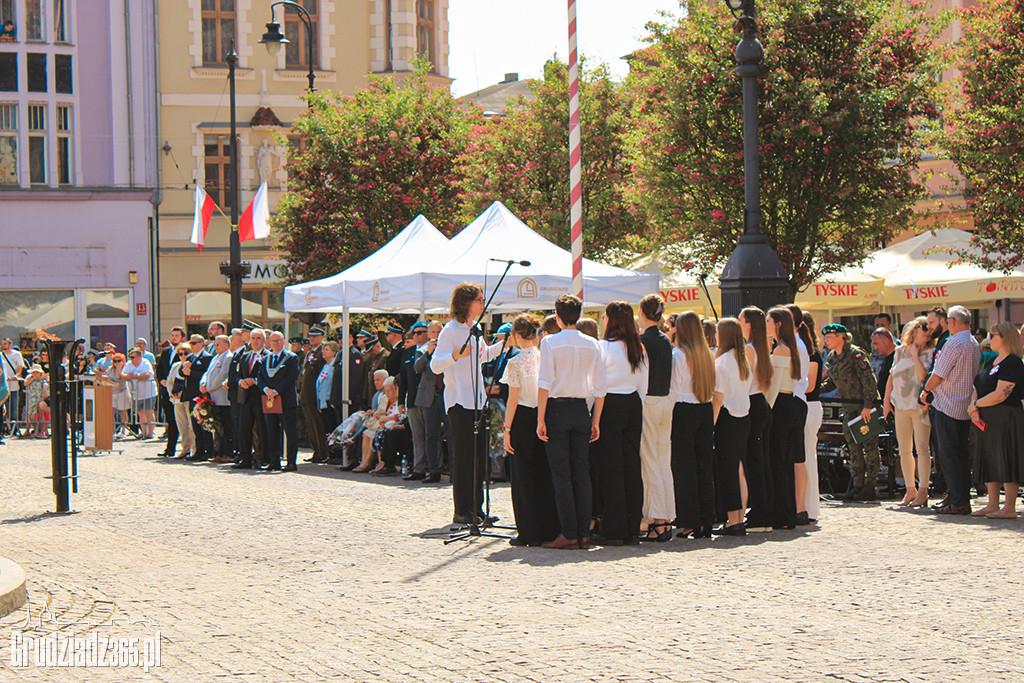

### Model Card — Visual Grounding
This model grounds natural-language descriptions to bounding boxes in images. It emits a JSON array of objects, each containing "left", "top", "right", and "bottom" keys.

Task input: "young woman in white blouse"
[
  {"left": 590, "top": 301, "right": 648, "bottom": 545},
  {"left": 501, "top": 315, "right": 560, "bottom": 546},
  {"left": 712, "top": 318, "right": 754, "bottom": 536},
  {"left": 765, "top": 306, "right": 805, "bottom": 530},
  {"left": 740, "top": 306, "right": 774, "bottom": 532},
  {"left": 670, "top": 311, "right": 717, "bottom": 539}
]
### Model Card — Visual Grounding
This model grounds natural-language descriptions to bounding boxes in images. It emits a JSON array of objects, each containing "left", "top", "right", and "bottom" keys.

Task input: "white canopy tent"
[
  {"left": 284, "top": 214, "right": 452, "bottom": 314},
  {"left": 424, "top": 201, "right": 659, "bottom": 311}
]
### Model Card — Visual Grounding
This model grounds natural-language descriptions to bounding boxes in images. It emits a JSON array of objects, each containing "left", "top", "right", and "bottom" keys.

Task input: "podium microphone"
[{"left": 489, "top": 258, "right": 531, "bottom": 266}]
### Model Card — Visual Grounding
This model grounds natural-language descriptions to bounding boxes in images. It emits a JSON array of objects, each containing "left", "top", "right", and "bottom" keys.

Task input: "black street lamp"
[
  {"left": 261, "top": 1, "right": 317, "bottom": 101},
  {"left": 219, "top": 42, "right": 251, "bottom": 329},
  {"left": 717, "top": 0, "right": 789, "bottom": 316}
]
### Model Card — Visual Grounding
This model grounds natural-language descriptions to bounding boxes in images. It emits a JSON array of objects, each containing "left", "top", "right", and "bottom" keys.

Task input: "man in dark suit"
[
  {"left": 234, "top": 328, "right": 268, "bottom": 469},
  {"left": 224, "top": 328, "right": 246, "bottom": 463},
  {"left": 181, "top": 334, "right": 214, "bottom": 461},
  {"left": 299, "top": 326, "right": 328, "bottom": 463},
  {"left": 258, "top": 331, "right": 300, "bottom": 472},
  {"left": 413, "top": 321, "right": 446, "bottom": 483},
  {"left": 156, "top": 326, "right": 186, "bottom": 457},
  {"left": 401, "top": 322, "right": 429, "bottom": 480}
]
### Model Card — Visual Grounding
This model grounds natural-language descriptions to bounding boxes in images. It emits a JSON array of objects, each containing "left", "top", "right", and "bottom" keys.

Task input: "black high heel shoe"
[{"left": 641, "top": 522, "right": 672, "bottom": 542}]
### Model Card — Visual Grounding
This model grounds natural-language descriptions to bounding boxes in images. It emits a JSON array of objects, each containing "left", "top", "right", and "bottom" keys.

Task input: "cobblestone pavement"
[{"left": 1, "top": 436, "right": 1022, "bottom": 682}]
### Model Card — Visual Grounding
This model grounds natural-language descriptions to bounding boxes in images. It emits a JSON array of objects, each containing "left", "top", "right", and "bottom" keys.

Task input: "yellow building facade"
[{"left": 156, "top": 0, "right": 450, "bottom": 339}]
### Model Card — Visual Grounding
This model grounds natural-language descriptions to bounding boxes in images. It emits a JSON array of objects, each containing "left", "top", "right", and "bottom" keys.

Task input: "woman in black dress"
[{"left": 967, "top": 321, "right": 1024, "bottom": 519}]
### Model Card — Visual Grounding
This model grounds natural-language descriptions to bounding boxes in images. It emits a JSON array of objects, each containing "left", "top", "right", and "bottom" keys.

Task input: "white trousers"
[
  {"left": 803, "top": 400, "right": 824, "bottom": 519},
  {"left": 640, "top": 395, "right": 675, "bottom": 520}
]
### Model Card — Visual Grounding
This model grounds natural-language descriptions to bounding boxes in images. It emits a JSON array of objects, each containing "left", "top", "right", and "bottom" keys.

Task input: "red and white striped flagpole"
[{"left": 567, "top": 0, "right": 584, "bottom": 299}]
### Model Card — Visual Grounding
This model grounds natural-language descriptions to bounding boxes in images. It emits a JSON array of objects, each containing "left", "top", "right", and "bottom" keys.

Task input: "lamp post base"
[{"left": 718, "top": 233, "right": 789, "bottom": 317}]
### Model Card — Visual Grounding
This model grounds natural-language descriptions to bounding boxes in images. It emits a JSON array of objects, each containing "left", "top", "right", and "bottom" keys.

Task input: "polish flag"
[
  {"left": 190, "top": 184, "right": 216, "bottom": 251},
  {"left": 238, "top": 181, "right": 270, "bottom": 242}
]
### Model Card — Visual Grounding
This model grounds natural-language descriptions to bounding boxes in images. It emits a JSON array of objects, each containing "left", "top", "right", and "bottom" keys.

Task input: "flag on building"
[
  {"left": 238, "top": 181, "right": 270, "bottom": 242},
  {"left": 190, "top": 184, "right": 216, "bottom": 252}
]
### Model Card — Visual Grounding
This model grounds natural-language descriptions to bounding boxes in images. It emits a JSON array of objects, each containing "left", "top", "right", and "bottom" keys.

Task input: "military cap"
[
  {"left": 308, "top": 326, "right": 325, "bottom": 337},
  {"left": 386, "top": 322, "right": 405, "bottom": 335},
  {"left": 821, "top": 323, "right": 848, "bottom": 335}
]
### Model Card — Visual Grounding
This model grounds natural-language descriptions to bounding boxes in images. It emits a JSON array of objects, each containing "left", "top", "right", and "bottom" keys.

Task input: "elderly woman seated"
[{"left": 352, "top": 371, "right": 395, "bottom": 472}]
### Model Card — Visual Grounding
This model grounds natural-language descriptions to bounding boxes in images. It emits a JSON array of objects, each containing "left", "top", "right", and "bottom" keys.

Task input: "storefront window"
[
  {"left": 0, "top": 289, "right": 75, "bottom": 346},
  {"left": 86, "top": 290, "right": 130, "bottom": 318}
]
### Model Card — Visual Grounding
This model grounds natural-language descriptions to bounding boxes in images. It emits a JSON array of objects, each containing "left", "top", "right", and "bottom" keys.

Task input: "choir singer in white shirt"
[{"left": 430, "top": 283, "right": 505, "bottom": 526}]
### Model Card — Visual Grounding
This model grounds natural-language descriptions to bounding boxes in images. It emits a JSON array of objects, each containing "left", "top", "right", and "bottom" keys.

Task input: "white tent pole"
[{"left": 342, "top": 307, "right": 350, "bottom": 421}]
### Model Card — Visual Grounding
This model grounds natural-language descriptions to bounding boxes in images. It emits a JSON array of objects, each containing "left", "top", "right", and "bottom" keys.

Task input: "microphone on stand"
[{"left": 489, "top": 258, "right": 531, "bottom": 266}]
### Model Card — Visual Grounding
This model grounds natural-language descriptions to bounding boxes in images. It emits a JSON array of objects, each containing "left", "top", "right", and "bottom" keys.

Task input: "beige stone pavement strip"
[{"left": 0, "top": 438, "right": 1022, "bottom": 682}]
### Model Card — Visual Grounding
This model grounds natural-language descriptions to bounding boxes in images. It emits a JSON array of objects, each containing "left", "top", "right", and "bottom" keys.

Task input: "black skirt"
[{"left": 973, "top": 404, "right": 1024, "bottom": 484}]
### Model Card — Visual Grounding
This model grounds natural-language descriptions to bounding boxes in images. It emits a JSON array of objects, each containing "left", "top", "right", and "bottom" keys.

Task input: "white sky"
[{"left": 447, "top": 1, "right": 686, "bottom": 96}]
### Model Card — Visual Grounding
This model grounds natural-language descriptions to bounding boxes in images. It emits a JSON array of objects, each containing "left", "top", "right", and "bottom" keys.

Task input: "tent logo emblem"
[
  {"left": 304, "top": 291, "right": 314, "bottom": 306},
  {"left": 517, "top": 278, "right": 537, "bottom": 298},
  {"left": 372, "top": 282, "right": 380, "bottom": 302}
]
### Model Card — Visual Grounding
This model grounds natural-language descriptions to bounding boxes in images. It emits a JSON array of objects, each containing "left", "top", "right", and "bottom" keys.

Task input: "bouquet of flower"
[{"left": 191, "top": 396, "right": 223, "bottom": 436}]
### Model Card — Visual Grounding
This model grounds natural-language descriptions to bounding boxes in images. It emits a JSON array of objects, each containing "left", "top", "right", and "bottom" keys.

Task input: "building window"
[
  {"left": 27, "top": 53, "right": 46, "bottom": 91},
  {"left": 55, "top": 53, "right": 71, "bottom": 92},
  {"left": 52, "top": 0, "right": 66, "bottom": 42},
  {"left": 201, "top": 0, "right": 235, "bottom": 66},
  {"left": 0, "top": 53, "right": 15, "bottom": 90},
  {"left": 28, "top": 104, "right": 45, "bottom": 184},
  {"left": 416, "top": 0, "right": 435, "bottom": 70},
  {"left": 56, "top": 104, "right": 70, "bottom": 184},
  {"left": 24, "top": 0, "right": 41, "bottom": 40},
  {"left": 204, "top": 134, "right": 232, "bottom": 209},
  {"left": 1, "top": 0, "right": 15, "bottom": 36},
  {"left": 284, "top": 0, "right": 318, "bottom": 70},
  {"left": 0, "top": 103, "right": 16, "bottom": 185}
]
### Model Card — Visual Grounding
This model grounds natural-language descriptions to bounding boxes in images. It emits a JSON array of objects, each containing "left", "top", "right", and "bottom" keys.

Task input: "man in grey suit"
[
  {"left": 414, "top": 321, "right": 446, "bottom": 483},
  {"left": 200, "top": 334, "right": 234, "bottom": 462}
]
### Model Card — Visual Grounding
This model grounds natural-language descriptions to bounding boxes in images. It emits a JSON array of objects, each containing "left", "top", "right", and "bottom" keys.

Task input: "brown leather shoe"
[
  {"left": 541, "top": 534, "right": 580, "bottom": 549},
  {"left": 935, "top": 504, "right": 971, "bottom": 515},
  {"left": 578, "top": 537, "right": 590, "bottom": 550}
]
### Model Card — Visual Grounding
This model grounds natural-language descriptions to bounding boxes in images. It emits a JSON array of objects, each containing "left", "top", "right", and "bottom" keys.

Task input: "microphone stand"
[
  {"left": 446, "top": 261, "right": 519, "bottom": 544},
  {"left": 698, "top": 273, "right": 719, "bottom": 321}
]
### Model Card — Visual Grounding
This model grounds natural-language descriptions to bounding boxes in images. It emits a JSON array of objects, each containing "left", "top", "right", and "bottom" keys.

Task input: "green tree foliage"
[
  {"left": 944, "top": 0, "right": 1024, "bottom": 272},
  {"left": 273, "top": 70, "right": 473, "bottom": 283},
  {"left": 627, "top": 0, "right": 943, "bottom": 298},
  {"left": 460, "top": 59, "right": 646, "bottom": 261}
]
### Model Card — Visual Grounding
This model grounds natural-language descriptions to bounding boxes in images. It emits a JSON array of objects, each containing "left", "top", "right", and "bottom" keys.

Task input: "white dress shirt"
[
  {"left": 670, "top": 347, "right": 705, "bottom": 404},
  {"left": 538, "top": 328, "right": 606, "bottom": 399},
  {"left": 793, "top": 338, "right": 811, "bottom": 402},
  {"left": 429, "top": 319, "right": 503, "bottom": 412},
  {"left": 500, "top": 346, "right": 540, "bottom": 408},
  {"left": 715, "top": 350, "right": 753, "bottom": 418},
  {"left": 600, "top": 339, "right": 648, "bottom": 396}
]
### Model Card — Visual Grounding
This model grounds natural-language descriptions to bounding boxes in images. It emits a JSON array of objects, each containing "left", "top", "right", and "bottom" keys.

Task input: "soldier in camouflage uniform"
[{"left": 819, "top": 323, "right": 881, "bottom": 501}]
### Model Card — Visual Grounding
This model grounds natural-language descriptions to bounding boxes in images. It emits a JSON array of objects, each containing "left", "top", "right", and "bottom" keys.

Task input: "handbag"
[{"left": 262, "top": 394, "right": 283, "bottom": 414}]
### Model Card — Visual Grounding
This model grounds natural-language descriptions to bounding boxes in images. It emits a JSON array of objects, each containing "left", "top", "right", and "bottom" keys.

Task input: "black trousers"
[
  {"left": 671, "top": 401, "right": 716, "bottom": 530},
  {"left": 264, "top": 406, "right": 298, "bottom": 467},
  {"left": 321, "top": 407, "right": 339, "bottom": 435},
  {"left": 714, "top": 408, "right": 750, "bottom": 515},
  {"left": 745, "top": 393, "right": 772, "bottom": 527},
  {"left": 381, "top": 425, "right": 413, "bottom": 468},
  {"left": 591, "top": 392, "right": 644, "bottom": 541},
  {"left": 159, "top": 386, "right": 178, "bottom": 454},
  {"left": 544, "top": 398, "right": 593, "bottom": 540},
  {"left": 229, "top": 400, "right": 242, "bottom": 458},
  {"left": 302, "top": 402, "right": 328, "bottom": 459},
  {"left": 448, "top": 405, "right": 486, "bottom": 518},
  {"left": 769, "top": 393, "right": 805, "bottom": 528},
  {"left": 215, "top": 405, "right": 233, "bottom": 457},
  {"left": 238, "top": 396, "right": 267, "bottom": 466},
  {"left": 509, "top": 406, "right": 560, "bottom": 545}
]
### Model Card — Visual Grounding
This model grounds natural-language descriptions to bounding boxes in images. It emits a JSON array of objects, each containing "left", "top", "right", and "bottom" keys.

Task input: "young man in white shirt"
[
  {"left": 430, "top": 283, "right": 504, "bottom": 525},
  {"left": 537, "top": 294, "right": 607, "bottom": 549},
  {"left": 1, "top": 338, "right": 25, "bottom": 436}
]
